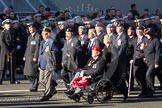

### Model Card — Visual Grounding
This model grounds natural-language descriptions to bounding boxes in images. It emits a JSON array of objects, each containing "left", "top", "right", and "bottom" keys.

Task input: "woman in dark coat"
[
  {"left": 143, "top": 27, "right": 161, "bottom": 96},
  {"left": 102, "top": 34, "right": 128, "bottom": 101}
]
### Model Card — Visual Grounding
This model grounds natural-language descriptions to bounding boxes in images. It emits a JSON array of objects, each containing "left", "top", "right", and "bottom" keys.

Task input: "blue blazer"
[{"left": 38, "top": 37, "right": 57, "bottom": 70}]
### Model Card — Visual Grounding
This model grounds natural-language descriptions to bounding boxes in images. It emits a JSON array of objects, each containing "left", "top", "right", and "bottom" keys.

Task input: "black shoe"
[
  {"left": 68, "top": 93, "right": 79, "bottom": 99},
  {"left": 123, "top": 91, "right": 128, "bottom": 101},
  {"left": 64, "top": 90, "right": 74, "bottom": 95},
  {"left": 30, "top": 88, "right": 38, "bottom": 92},
  {"left": 40, "top": 96, "right": 50, "bottom": 101},
  {"left": 138, "top": 93, "right": 146, "bottom": 97},
  {"left": 145, "top": 93, "right": 153, "bottom": 97},
  {"left": 101, "top": 96, "right": 111, "bottom": 102},
  {"left": 0, "top": 80, "right": 2, "bottom": 85},
  {"left": 145, "top": 90, "right": 154, "bottom": 97}
]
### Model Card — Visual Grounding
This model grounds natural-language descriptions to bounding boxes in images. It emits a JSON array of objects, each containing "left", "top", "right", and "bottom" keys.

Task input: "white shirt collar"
[{"left": 31, "top": 32, "right": 35, "bottom": 37}]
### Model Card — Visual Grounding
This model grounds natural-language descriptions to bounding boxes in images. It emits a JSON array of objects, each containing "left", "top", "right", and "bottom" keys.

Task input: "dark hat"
[
  {"left": 12, "top": 20, "right": 19, "bottom": 24},
  {"left": 43, "top": 28, "right": 51, "bottom": 33},
  {"left": 134, "top": 19, "right": 142, "bottom": 22},
  {"left": 41, "top": 20, "right": 48, "bottom": 24},
  {"left": 116, "top": 24, "right": 124, "bottom": 28},
  {"left": 65, "top": 28, "right": 74, "bottom": 32},
  {"left": 136, "top": 26, "right": 144, "bottom": 30},
  {"left": 26, "top": 21, "right": 34, "bottom": 26},
  {"left": 128, "top": 26, "right": 135, "bottom": 31},
  {"left": 110, "top": 18, "right": 118, "bottom": 23},
  {"left": 57, "top": 21, "right": 66, "bottom": 25},
  {"left": 45, "top": 7, "right": 50, "bottom": 11},
  {"left": 95, "top": 23, "right": 104, "bottom": 28},
  {"left": 64, "top": 9, "right": 70, "bottom": 13},
  {"left": 34, "top": 13, "right": 41, "bottom": 17},
  {"left": 2, "top": 19, "right": 12, "bottom": 26},
  {"left": 83, "top": 20, "right": 93, "bottom": 24},
  {"left": 48, "top": 17, "right": 56, "bottom": 21}
]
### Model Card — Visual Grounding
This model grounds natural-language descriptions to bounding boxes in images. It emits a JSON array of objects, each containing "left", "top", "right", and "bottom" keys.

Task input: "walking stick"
[
  {"left": 9, "top": 54, "right": 14, "bottom": 84},
  {"left": 128, "top": 62, "right": 133, "bottom": 96}
]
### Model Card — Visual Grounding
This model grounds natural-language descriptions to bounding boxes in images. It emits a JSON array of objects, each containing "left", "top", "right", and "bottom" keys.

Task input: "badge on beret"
[{"left": 31, "top": 41, "right": 36, "bottom": 45}]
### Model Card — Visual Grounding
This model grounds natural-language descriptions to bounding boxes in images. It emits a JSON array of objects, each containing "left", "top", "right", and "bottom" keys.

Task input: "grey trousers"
[{"left": 39, "top": 69, "right": 55, "bottom": 96}]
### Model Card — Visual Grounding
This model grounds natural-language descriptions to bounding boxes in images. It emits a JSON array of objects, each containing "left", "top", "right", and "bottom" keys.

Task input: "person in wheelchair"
[{"left": 65, "top": 41, "right": 106, "bottom": 99}]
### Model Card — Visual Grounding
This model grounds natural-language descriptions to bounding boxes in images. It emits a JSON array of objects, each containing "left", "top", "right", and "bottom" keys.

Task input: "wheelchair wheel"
[
  {"left": 87, "top": 94, "right": 94, "bottom": 104},
  {"left": 95, "top": 79, "right": 114, "bottom": 103}
]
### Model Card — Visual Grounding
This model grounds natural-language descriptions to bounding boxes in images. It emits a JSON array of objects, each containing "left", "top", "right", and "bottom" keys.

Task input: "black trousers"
[
  {"left": 26, "top": 76, "right": 39, "bottom": 90},
  {"left": 146, "top": 64, "right": 156, "bottom": 92},
  {"left": 0, "top": 52, "right": 16, "bottom": 84},
  {"left": 133, "top": 60, "right": 147, "bottom": 94},
  {"left": 61, "top": 69, "right": 75, "bottom": 87}
]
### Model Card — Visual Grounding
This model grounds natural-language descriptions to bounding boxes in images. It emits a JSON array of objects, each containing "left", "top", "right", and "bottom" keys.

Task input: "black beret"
[
  {"left": 65, "top": 28, "right": 74, "bottom": 32},
  {"left": 43, "top": 28, "right": 51, "bottom": 33},
  {"left": 136, "top": 26, "right": 144, "bottom": 30}
]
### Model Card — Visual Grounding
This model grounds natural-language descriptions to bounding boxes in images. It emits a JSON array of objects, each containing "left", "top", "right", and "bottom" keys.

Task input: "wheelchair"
[{"left": 67, "top": 75, "right": 115, "bottom": 104}]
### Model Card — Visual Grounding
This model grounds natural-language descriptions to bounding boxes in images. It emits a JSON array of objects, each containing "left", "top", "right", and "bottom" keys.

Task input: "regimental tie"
[{"left": 137, "top": 38, "right": 141, "bottom": 45}]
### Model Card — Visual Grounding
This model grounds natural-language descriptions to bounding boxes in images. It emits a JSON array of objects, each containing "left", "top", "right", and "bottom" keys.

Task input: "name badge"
[{"left": 31, "top": 41, "right": 36, "bottom": 45}]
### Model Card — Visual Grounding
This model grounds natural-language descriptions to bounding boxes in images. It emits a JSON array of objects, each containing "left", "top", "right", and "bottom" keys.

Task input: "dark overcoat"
[{"left": 24, "top": 32, "right": 41, "bottom": 76}]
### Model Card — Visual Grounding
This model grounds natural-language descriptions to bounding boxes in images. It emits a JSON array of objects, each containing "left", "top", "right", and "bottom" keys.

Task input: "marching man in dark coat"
[
  {"left": 0, "top": 19, "right": 17, "bottom": 84},
  {"left": 23, "top": 22, "right": 41, "bottom": 92},
  {"left": 61, "top": 28, "right": 82, "bottom": 88}
]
